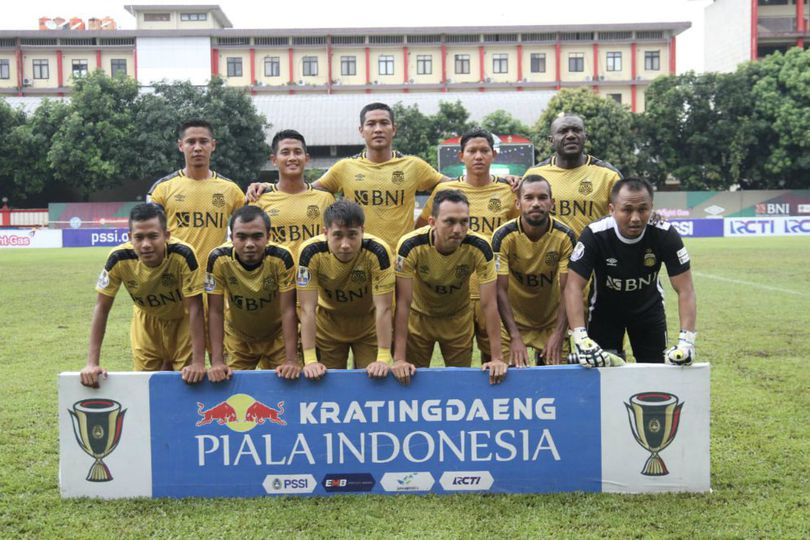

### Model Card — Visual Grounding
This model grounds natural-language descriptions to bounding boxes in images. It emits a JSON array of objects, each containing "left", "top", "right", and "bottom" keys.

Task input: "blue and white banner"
[
  {"left": 669, "top": 219, "right": 724, "bottom": 238},
  {"left": 725, "top": 217, "right": 810, "bottom": 237},
  {"left": 58, "top": 365, "right": 710, "bottom": 498},
  {"left": 62, "top": 228, "right": 130, "bottom": 248}
]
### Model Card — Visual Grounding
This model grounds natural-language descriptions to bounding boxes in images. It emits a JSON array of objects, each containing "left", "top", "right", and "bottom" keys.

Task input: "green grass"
[{"left": 1, "top": 239, "right": 809, "bottom": 539}]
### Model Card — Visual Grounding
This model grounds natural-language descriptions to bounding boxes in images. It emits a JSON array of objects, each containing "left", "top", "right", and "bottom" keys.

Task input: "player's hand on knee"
[
  {"left": 366, "top": 361, "right": 390, "bottom": 379},
  {"left": 207, "top": 363, "right": 232, "bottom": 383},
  {"left": 303, "top": 362, "right": 327, "bottom": 380},
  {"left": 276, "top": 361, "right": 302, "bottom": 380},
  {"left": 509, "top": 337, "right": 529, "bottom": 367},
  {"left": 665, "top": 330, "right": 696, "bottom": 366},
  {"left": 569, "top": 327, "right": 610, "bottom": 368},
  {"left": 482, "top": 359, "right": 508, "bottom": 385},
  {"left": 391, "top": 360, "right": 415, "bottom": 385},
  {"left": 245, "top": 182, "right": 270, "bottom": 203},
  {"left": 181, "top": 363, "right": 206, "bottom": 384},
  {"left": 80, "top": 365, "right": 108, "bottom": 388}
]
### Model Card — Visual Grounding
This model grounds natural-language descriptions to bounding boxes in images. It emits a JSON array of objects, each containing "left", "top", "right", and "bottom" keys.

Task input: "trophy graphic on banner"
[
  {"left": 69, "top": 399, "right": 126, "bottom": 482},
  {"left": 625, "top": 392, "right": 683, "bottom": 476}
]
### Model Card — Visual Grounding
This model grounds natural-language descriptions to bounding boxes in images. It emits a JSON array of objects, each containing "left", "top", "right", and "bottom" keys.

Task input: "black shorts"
[{"left": 588, "top": 309, "right": 667, "bottom": 363}]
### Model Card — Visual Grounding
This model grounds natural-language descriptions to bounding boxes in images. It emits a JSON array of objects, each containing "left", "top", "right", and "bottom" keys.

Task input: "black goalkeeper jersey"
[{"left": 568, "top": 216, "right": 691, "bottom": 320}]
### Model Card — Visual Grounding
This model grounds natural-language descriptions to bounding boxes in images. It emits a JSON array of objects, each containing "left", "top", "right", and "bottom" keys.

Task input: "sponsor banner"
[
  {"left": 669, "top": 219, "right": 724, "bottom": 238},
  {"left": 725, "top": 217, "right": 810, "bottom": 237},
  {"left": 58, "top": 366, "right": 710, "bottom": 499},
  {"left": 0, "top": 229, "right": 62, "bottom": 248},
  {"left": 62, "top": 228, "right": 130, "bottom": 248}
]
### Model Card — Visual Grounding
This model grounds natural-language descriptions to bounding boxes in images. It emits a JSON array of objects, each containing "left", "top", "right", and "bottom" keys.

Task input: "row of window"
[
  {"left": 143, "top": 12, "right": 208, "bottom": 22},
  {"left": 0, "top": 58, "right": 128, "bottom": 80},
  {"left": 225, "top": 50, "right": 663, "bottom": 78}
]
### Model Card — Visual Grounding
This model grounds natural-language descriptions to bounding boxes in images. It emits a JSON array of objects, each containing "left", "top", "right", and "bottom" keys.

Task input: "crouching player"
[
  {"left": 206, "top": 206, "right": 300, "bottom": 381},
  {"left": 81, "top": 203, "right": 206, "bottom": 387},
  {"left": 296, "top": 200, "right": 394, "bottom": 379},
  {"left": 565, "top": 178, "right": 697, "bottom": 367}
]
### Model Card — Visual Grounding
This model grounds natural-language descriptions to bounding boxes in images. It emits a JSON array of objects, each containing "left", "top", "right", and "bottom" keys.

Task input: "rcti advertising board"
[{"left": 58, "top": 365, "right": 710, "bottom": 498}]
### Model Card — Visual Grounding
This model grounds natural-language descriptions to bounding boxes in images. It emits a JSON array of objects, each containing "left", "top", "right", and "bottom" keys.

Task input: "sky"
[{"left": 2, "top": 0, "right": 712, "bottom": 72}]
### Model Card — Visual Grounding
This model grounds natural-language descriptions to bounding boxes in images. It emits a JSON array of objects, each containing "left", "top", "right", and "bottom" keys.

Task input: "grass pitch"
[{"left": 1, "top": 238, "right": 809, "bottom": 539}]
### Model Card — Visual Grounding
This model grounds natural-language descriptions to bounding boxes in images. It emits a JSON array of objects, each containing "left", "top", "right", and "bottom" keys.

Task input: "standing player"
[
  {"left": 147, "top": 119, "right": 245, "bottom": 263},
  {"left": 247, "top": 103, "right": 447, "bottom": 250},
  {"left": 252, "top": 130, "right": 335, "bottom": 259},
  {"left": 416, "top": 128, "right": 518, "bottom": 362},
  {"left": 393, "top": 189, "right": 507, "bottom": 385},
  {"left": 296, "top": 200, "right": 394, "bottom": 379},
  {"left": 493, "top": 175, "right": 576, "bottom": 366},
  {"left": 80, "top": 203, "right": 206, "bottom": 387},
  {"left": 565, "top": 178, "right": 697, "bottom": 366},
  {"left": 206, "top": 206, "right": 300, "bottom": 382},
  {"left": 524, "top": 114, "right": 621, "bottom": 238}
]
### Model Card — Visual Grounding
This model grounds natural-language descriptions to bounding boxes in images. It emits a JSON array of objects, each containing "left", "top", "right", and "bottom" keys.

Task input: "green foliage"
[
  {"left": 480, "top": 109, "right": 531, "bottom": 137},
  {"left": 1, "top": 238, "right": 809, "bottom": 537},
  {"left": 532, "top": 88, "right": 638, "bottom": 176},
  {"left": 391, "top": 100, "right": 473, "bottom": 167},
  {"left": 0, "top": 99, "right": 29, "bottom": 201}
]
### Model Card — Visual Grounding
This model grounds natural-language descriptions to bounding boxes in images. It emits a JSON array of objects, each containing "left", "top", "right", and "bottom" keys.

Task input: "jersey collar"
[{"left": 612, "top": 217, "right": 647, "bottom": 245}]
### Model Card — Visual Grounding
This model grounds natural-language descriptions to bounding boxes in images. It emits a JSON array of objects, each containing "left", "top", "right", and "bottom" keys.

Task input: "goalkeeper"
[{"left": 564, "top": 178, "right": 697, "bottom": 366}]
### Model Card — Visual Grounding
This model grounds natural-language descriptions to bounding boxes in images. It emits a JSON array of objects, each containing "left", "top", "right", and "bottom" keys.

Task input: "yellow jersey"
[
  {"left": 205, "top": 241, "right": 296, "bottom": 342},
  {"left": 96, "top": 238, "right": 204, "bottom": 320}
]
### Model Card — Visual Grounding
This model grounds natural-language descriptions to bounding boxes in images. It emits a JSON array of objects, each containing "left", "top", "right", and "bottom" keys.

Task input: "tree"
[
  {"left": 480, "top": 109, "right": 530, "bottom": 136},
  {"left": 391, "top": 102, "right": 433, "bottom": 158},
  {"left": 0, "top": 100, "right": 29, "bottom": 203},
  {"left": 532, "top": 88, "right": 638, "bottom": 176}
]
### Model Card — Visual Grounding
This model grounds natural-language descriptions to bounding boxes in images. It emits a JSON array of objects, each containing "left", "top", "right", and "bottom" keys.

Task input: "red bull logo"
[{"left": 196, "top": 394, "right": 285, "bottom": 432}]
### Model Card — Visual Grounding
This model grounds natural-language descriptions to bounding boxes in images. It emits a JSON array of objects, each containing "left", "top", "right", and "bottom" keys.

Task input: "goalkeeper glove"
[
  {"left": 569, "top": 327, "right": 612, "bottom": 368},
  {"left": 664, "top": 330, "right": 696, "bottom": 366}
]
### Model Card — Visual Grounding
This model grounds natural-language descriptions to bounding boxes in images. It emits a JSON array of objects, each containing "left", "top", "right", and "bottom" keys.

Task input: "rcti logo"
[
  {"left": 625, "top": 392, "right": 684, "bottom": 476},
  {"left": 196, "top": 394, "right": 286, "bottom": 432}
]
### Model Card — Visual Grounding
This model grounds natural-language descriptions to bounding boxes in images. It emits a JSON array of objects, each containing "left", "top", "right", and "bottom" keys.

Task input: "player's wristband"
[
  {"left": 303, "top": 348, "right": 318, "bottom": 365},
  {"left": 376, "top": 348, "right": 393, "bottom": 365}
]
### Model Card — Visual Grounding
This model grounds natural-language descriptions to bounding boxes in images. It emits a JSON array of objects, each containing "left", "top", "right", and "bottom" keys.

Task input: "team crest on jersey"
[
  {"left": 212, "top": 193, "right": 226, "bottom": 208},
  {"left": 204, "top": 273, "right": 216, "bottom": 292},
  {"left": 571, "top": 242, "right": 585, "bottom": 262},
  {"left": 263, "top": 276, "right": 277, "bottom": 291},
  {"left": 391, "top": 171, "right": 405, "bottom": 185},
  {"left": 297, "top": 266, "right": 311, "bottom": 287},
  {"left": 174, "top": 194, "right": 186, "bottom": 202},
  {"left": 643, "top": 249, "right": 657, "bottom": 268},
  {"left": 351, "top": 270, "right": 367, "bottom": 283},
  {"left": 306, "top": 205, "right": 320, "bottom": 219},
  {"left": 578, "top": 179, "right": 593, "bottom": 195},
  {"left": 544, "top": 251, "right": 559, "bottom": 266},
  {"left": 455, "top": 265, "right": 471, "bottom": 279},
  {"left": 487, "top": 198, "right": 502, "bottom": 212},
  {"left": 160, "top": 273, "right": 178, "bottom": 287},
  {"left": 355, "top": 174, "right": 366, "bottom": 182},
  {"left": 96, "top": 269, "right": 110, "bottom": 289}
]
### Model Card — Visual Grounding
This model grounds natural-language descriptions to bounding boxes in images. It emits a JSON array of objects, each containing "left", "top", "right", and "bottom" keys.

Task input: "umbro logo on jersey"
[
  {"left": 606, "top": 258, "right": 618, "bottom": 267},
  {"left": 174, "top": 194, "right": 186, "bottom": 202},
  {"left": 355, "top": 174, "right": 365, "bottom": 182}
]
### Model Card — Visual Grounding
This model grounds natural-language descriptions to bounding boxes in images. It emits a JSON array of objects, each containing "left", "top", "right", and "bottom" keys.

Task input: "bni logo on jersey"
[{"left": 625, "top": 392, "right": 683, "bottom": 476}]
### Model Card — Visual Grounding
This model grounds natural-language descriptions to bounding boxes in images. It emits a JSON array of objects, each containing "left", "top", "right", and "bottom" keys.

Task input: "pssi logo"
[{"left": 196, "top": 394, "right": 286, "bottom": 432}]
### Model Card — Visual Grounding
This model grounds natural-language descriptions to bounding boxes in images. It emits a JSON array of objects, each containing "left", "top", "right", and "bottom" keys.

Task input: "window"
[
  {"left": 455, "top": 54, "right": 470, "bottom": 74},
  {"left": 110, "top": 59, "right": 127, "bottom": 77},
  {"left": 265, "top": 56, "right": 280, "bottom": 77},
  {"left": 378, "top": 55, "right": 394, "bottom": 76},
  {"left": 416, "top": 55, "right": 432, "bottom": 75},
  {"left": 226, "top": 57, "right": 243, "bottom": 77},
  {"left": 530, "top": 53, "right": 546, "bottom": 73},
  {"left": 568, "top": 53, "right": 584, "bottom": 72},
  {"left": 302, "top": 56, "right": 318, "bottom": 76},
  {"left": 72, "top": 59, "right": 88, "bottom": 78},
  {"left": 32, "top": 59, "right": 49, "bottom": 79},
  {"left": 644, "top": 50, "right": 660, "bottom": 71},
  {"left": 180, "top": 13, "right": 208, "bottom": 21},
  {"left": 341, "top": 56, "right": 356, "bottom": 76},
  {"left": 606, "top": 51, "right": 622, "bottom": 72},
  {"left": 143, "top": 13, "right": 170, "bottom": 22},
  {"left": 492, "top": 53, "right": 509, "bottom": 74},
  {"left": 0, "top": 60, "right": 9, "bottom": 79},
  {"left": 607, "top": 93, "right": 622, "bottom": 104}
]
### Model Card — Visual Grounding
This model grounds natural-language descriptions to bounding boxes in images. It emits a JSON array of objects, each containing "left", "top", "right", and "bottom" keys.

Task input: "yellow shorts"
[
  {"left": 130, "top": 308, "right": 191, "bottom": 371},
  {"left": 406, "top": 307, "right": 473, "bottom": 368},
  {"left": 225, "top": 331, "right": 287, "bottom": 370},
  {"left": 500, "top": 323, "right": 570, "bottom": 365},
  {"left": 315, "top": 308, "right": 377, "bottom": 369}
]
